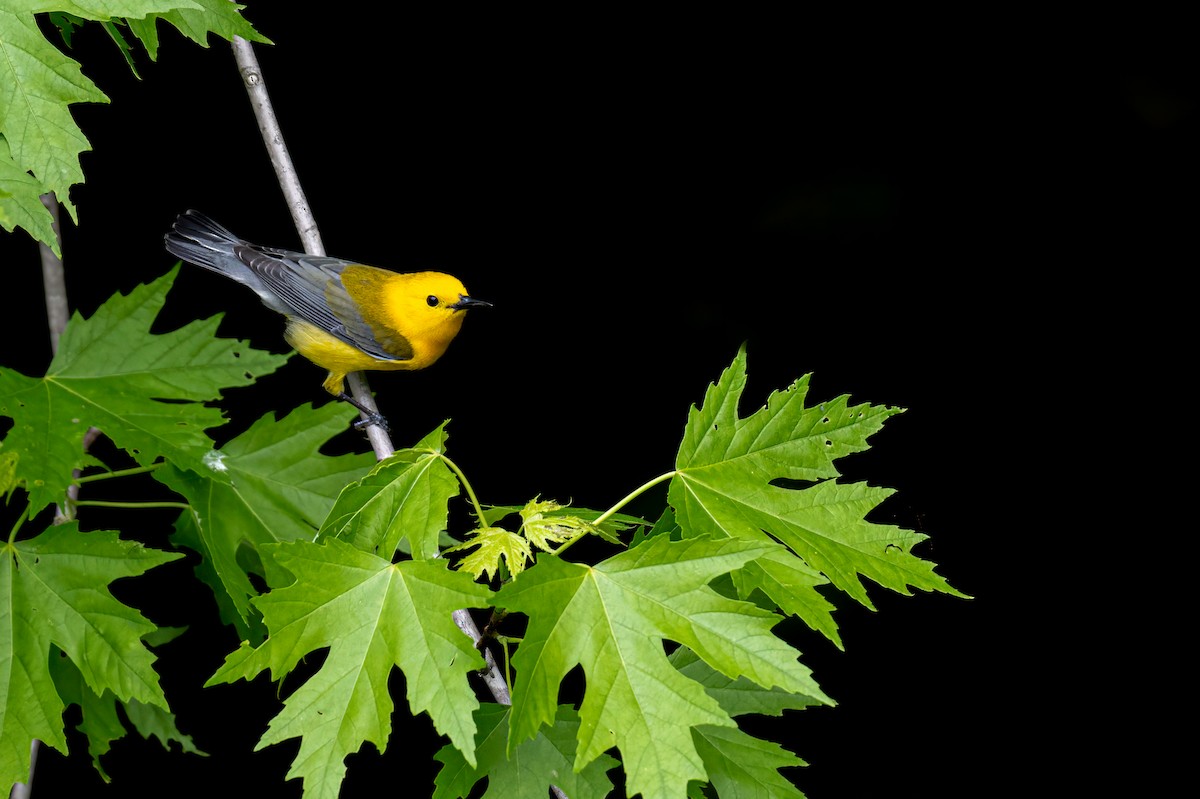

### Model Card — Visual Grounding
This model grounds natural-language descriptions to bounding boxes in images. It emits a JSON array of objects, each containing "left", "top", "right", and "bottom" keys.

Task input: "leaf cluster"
[{"left": 0, "top": 264, "right": 963, "bottom": 798}]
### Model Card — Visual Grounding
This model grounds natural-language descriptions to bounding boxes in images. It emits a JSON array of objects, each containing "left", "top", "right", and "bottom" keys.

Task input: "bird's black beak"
[{"left": 451, "top": 294, "right": 492, "bottom": 310}]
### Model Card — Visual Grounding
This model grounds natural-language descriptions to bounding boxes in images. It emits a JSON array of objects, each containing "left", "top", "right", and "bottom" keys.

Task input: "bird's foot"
[
  {"left": 352, "top": 413, "right": 390, "bottom": 432},
  {"left": 336, "top": 392, "right": 391, "bottom": 433}
]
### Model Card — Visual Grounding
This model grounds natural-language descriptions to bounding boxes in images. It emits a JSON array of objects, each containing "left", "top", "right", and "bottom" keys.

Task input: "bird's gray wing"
[{"left": 233, "top": 245, "right": 410, "bottom": 361}]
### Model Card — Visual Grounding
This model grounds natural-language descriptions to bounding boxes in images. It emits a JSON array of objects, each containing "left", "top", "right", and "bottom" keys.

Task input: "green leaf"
[
  {"left": 0, "top": 1, "right": 264, "bottom": 244},
  {"left": 730, "top": 548, "right": 843, "bottom": 649},
  {"left": 49, "top": 644, "right": 205, "bottom": 783},
  {"left": 433, "top": 704, "right": 618, "bottom": 799},
  {"left": 208, "top": 539, "right": 492, "bottom": 799},
  {"left": 316, "top": 423, "right": 458, "bottom": 560},
  {"left": 155, "top": 403, "right": 374, "bottom": 639},
  {"left": 668, "top": 646, "right": 825, "bottom": 718},
  {"left": 0, "top": 449, "right": 17, "bottom": 498},
  {"left": 670, "top": 346, "right": 966, "bottom": 613},
  {"left": 0, "top": 1, "right": 107, "bottom": 227},
  {"left": 0, "top": 523, "right": 182, "bottom": 788},
  {"left": 123, "top": 697, "right": 206, "bottom": 756},
  {"left": 47, "top": 648, "right": 126, "bottom": 782},
  {"left": 497, "top": 535, "right": 830, "bottom": 799},
  {"left": 0, "top": 136, "right": 55, "bottom": 248},
  {"left": 693, "top": 724, "right": 807, "bottom": 799},
  {"left": 0, "top": 267, "right": 290, "bottom": 514},
  {"left": 126, "top": 0, "right": 270, "bottom": 61}
]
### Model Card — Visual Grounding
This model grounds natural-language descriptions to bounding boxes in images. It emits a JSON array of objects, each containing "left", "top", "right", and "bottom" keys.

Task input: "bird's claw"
[
  {"left": 352, "top": 413, "right": 390, "bottom": 432},
  {"left": 336, "top": 391, "right": 390, "bottom": 433}
]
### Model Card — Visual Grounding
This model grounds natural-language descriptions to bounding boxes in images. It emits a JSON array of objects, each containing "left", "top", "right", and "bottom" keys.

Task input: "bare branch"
[
  {"left": 38, "top": 193, "right": 67, "bottom": 354},
  {"left": 228, "top": 36, "right": 393, "bottom": 456}
]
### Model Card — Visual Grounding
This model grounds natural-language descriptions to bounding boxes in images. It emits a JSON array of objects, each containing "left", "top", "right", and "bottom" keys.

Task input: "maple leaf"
[
  {"left": 483, "top": 502, "right": 641, "bottom": 546},
  {"left": 497, "top": 535, "right": 830, "bottom": 799},
  {"left": 49, "top": 629, "right": 205, "bottom": 782},
  {"left": 667, "top": 646, "right": 826, "bottom": 718},
  {"left": 446, "top": 526, "right": 533, "bottom": 580},
  {"left": 317, "top": 422, "right": 458, "bottom": 561},
  {"left": 670, "top": 346, "right": 966, "bottom": 613},
  {"left": 668, "top": 646, "right": 819, "bottom": 797},
  {"left": 155, "top": 402, "right": 374, "bottom": 639},
  {"left": 207, "top": 538, "right": 493, "bottom": 799},
  {"left": 126, "top": 0, "right": 271, "bottom": 60},
  {"left": 432, "top": 704, "right": 619, "bottom": 799},
  {"left": 0, "top": 523, "right": 182, "bottom": 789},
  {"left": 693, "top": 725, "right": 807, "bottom": 799},
  {"left": 0, "top": 0, "right": 267, "bottom": 244},
  {"left": 517, "top": 498, "right": 599, "bottom": 551},
  {"left": 0, "top": 135, "right": 54, "bottom": 247},
  {"left": 0, "top": 267, "right": 290, "bottom": 514}
]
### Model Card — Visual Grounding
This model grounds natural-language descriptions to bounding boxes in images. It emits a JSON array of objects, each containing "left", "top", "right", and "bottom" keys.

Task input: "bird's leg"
[{"left": 336, "top": 391, "right": 391, "bottom": 432}]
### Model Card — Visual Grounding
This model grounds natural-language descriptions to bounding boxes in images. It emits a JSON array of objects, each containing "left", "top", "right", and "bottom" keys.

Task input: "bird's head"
[{"left": 388, "top": 272, "right": 490, "bottom": 344}]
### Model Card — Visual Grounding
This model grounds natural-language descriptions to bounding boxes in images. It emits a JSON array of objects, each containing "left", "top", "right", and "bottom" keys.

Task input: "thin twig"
[{"left": 38, "top": 194, "right": 67, "bottom": 352}]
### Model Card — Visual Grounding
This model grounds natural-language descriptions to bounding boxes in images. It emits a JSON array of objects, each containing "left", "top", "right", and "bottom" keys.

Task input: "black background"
[{"left": 2, "top": 6, "right": 1192, "bottom": 798}]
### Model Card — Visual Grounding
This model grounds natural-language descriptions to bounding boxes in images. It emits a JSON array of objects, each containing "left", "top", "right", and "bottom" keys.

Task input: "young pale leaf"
[
  {"left": 155, "top": 403, "right": 374, "bottom": 639},
  {"left": 483, "top": 503, "right": 642, "bottom": 545},
  {"left": 207, "top": 539, "right": 492, "bottom": 799},
  {"left": 0, "top": 524, "right": 182, "bottom": 789},
  {"left": 497, "top": 535, "right": 830, "bottom": 799},
  {"left": 446, "top": 526, "right": 533, "bottom": 580},
  {"left": 518, "top": 498, "right": 600, "bottom": 551},
  {"left": 432, "top": 704, "right": 618, "bottom": 799},
  {"left": 692, "top": 724, "right": 807, "bottom": 799},
  {"left": 0, "top": 267, "right": 290, "bottom": 514},
  {"left": 316, "top": 422, "right": 458, "bottom": 560},
  {"left": 670, "top": 346, "right": 964, "bottom": 611}
]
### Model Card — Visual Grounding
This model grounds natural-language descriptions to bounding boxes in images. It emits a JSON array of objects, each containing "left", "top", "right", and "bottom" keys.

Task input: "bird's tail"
[{"left": 164, "top": 210, "right": 246, "bottom": 276}]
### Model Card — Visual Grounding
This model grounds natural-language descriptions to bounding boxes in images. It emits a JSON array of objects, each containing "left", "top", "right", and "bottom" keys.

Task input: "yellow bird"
[{"left": 164, "top": 210, "right": 489, "bottom": 429}]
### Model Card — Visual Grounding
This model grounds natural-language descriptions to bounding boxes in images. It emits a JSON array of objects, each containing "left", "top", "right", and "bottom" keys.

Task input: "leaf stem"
[
  {"left": 8, "top": 510, "right": 27, "bottom": 545},
  {"left": 594, "top": 470, "right": 677, "bottom": 527},
  {"left": 74, "top": 463, "right": 163, "bottom": 483},
  {"left": 428, "top": 451, "right": 487, "bottom": 524},
  {"left": 553, "top": 470, "right": 677, "bottom": 556},
  {"left": 72, "top": 500, "right": 191, "bottom": 510}
]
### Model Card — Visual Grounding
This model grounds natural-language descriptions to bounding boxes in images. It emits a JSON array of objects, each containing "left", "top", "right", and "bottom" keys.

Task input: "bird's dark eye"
[{"left": 426, "top": 295, "right": 439, "bottom": 307}]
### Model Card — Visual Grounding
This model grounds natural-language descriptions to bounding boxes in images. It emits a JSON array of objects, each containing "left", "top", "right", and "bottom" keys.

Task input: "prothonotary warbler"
[{"left": 164, "top": 210, "right": 489, "bottom": 429}]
